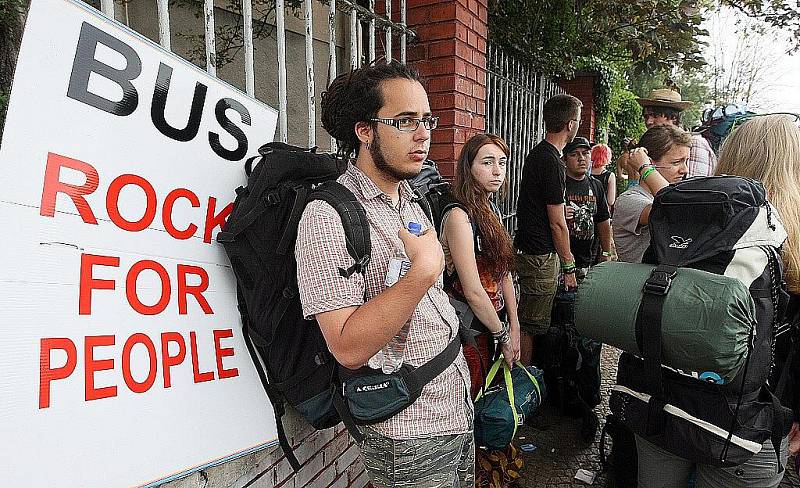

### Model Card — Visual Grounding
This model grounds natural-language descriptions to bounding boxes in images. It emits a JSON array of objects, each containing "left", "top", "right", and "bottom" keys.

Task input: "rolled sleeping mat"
[{"left": 574, "top": 261, "right": 757, "bottom": 384}]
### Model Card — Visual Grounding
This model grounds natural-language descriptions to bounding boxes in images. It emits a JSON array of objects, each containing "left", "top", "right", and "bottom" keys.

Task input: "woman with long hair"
[
  {"left": 715, "top": 114, "right": 800, "bottom": 466},
  {"left": 590, "top": 143, "right": 616, "bottom": 213},
  {"left": 439, "top": 134, "right": 521, "bottom": 379}
]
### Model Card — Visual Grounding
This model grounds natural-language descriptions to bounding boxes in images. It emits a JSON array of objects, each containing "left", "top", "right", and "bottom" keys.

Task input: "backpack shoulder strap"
[
  {"left": 309, "top": 181, "right": 371, "bottom": 278},
  {"left": 412, "top": 187, "right": 434, "bottom": 224}
]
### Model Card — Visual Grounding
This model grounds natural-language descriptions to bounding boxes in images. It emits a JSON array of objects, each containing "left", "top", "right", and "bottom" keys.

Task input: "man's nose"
[{"left": 413, "top": 121, "right": 431, "bottom": 141}]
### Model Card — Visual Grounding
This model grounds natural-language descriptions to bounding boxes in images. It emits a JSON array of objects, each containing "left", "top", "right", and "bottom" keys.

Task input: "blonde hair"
[{"left": 716, "top": 115, "right": 800, "bottom": 293}]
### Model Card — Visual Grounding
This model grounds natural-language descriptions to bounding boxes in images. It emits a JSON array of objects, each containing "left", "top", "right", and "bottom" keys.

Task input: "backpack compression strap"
[
  {"left": 309, "top": 181, "right": 371, "bottom": 278},
  {"left": 234, "top": 284, "right": 302, "bottom": 471},
  {"left": 634, "top": 264, "right": 677, "bottom": 435}
]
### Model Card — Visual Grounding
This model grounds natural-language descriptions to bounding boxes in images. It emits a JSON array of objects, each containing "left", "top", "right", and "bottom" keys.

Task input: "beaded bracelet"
[{"left": 492, "top": 323, "right": 511, "bottom": 344}]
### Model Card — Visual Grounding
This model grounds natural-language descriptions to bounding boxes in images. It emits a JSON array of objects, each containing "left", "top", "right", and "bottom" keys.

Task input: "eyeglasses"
[{"left": 370, "top": 116, "right": 439, "bottom": 132}]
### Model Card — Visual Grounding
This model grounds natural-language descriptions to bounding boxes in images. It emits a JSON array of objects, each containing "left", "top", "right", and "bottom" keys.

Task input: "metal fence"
[
  {"left": 485, "top": 44, "right": 563, "bottom": 234},
  {"left": 95, "top": 0, "right": 415, "bottom": 150}
]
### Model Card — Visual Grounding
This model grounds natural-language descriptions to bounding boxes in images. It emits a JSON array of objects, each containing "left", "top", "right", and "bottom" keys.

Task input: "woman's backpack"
[{"left": 609, "top": 176, "right": 794, "bottom": 470}]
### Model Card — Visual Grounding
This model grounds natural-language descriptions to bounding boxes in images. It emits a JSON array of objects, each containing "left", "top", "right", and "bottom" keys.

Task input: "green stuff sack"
[{"left": 575, "top": 262, "right": 756, "bottom": 383}]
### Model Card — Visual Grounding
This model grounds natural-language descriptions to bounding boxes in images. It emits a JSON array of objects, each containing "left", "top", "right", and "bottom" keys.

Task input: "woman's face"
[
  {"left": 471, "top": 143, "right": 507, "bottom": 194},
  {"left": 652, "top": 144, "right": 690, "bottom": 183}
]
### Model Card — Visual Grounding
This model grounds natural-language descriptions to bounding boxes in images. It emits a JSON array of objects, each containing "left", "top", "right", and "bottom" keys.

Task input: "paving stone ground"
[{"left": 511, "top": 346, "right": 800, "bottom": 488}]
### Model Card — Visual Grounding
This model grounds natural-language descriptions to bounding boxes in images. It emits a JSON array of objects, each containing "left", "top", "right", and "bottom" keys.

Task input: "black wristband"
[{"left": 563, "top": 269, "right": 576, "bottom": 275}]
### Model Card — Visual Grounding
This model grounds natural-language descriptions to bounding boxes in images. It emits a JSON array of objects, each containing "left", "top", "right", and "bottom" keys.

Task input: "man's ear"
[{"left": 355, "top": 121, "right": 373, "bottom": 146}]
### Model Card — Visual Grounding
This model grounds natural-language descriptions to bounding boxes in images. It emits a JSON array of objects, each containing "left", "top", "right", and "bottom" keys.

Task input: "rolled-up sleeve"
[{"left": 295, "top": 200, "right": 365, "bottom": 319}]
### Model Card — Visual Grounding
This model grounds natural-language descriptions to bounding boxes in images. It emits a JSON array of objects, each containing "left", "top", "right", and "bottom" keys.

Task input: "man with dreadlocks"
[{"left": 294, "top": 61, "right": 474, "bottom": 487}]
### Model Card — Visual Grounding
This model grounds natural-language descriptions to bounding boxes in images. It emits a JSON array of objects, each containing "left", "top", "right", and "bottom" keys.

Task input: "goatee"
[{"left": 370, "top": 132, "right": 420, "bottom": 182}]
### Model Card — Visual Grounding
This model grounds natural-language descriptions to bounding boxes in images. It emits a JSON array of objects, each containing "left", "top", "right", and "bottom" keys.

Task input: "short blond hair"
[{"left": 717, "top": 115, "right": 800, "bottom": 293}]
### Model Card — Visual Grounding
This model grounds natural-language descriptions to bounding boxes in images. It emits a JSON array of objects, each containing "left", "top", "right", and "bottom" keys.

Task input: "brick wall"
[
  {"left": 163, "top": 410, "right": 368, "bottom": 488},
  {"left": 406, "top": 0, "right": 489, "bottom": 178},
  {"left": 558, "top": 73, "right": 597, "bottom": 142}
]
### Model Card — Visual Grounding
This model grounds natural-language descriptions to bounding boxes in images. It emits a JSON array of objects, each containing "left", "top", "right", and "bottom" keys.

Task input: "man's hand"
[
  {"left": 564, "top": 205, "right": 575, "bottom": 221},
  {"left": 400, "top": 226, "right": 444, "bottom": 284},
  {"left": 563, "top": 272, "right": 577, "bottom": 290}
]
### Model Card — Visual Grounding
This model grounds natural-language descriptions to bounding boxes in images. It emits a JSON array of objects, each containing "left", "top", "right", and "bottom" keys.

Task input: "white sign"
[{"left": 0, "top": 1, "right": 280, "bottom": 486}]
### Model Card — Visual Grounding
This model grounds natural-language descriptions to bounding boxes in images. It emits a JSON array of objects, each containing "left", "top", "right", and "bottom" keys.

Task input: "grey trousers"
[
  {"left": 358, "top": 426, "right": 475, "bottom": 488},
  {"left": 636, "top": 434, "right": 789, "bottom": 488}
]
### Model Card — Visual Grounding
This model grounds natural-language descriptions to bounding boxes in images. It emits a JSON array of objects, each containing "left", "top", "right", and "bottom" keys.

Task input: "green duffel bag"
[
  {"left": 575, "top": 262, "right": 756, "bottom": 384},
  {"left": 474, "top": 357, "right": 545, "bottom": 451}
]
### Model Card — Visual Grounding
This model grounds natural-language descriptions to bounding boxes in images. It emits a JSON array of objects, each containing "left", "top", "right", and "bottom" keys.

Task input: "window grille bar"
[
  {"left": 204, "top": 0, "right": 216, "bottom": 75},
  {"left": 349, "top": 8, "right": 358, "bottom": 69},
  {"left": 400, "top": 0, "right": 406, "bottom": 62},
  {"left": 243, "top": 0, "right": 255, "bottom": 96},
  {"left": 368, "top": 0, "right": 375, "bottom": 62},
  {"left": 156, "top": 0, "right": 171, "bottom": 50},
  {"left": 385, "top": 0, "right": 392, "bottom": 61},
  {"left": 328, "top": 0, "right": 337, "bottom": 150},
  {"left": 275, "top": 0, "right": 288, "bottom": 142},
  {"left": 304, "top": 0, "right": 316, "bottom": 147},
  {"left": 100, "top": 0, "right": 113, "bottom": 16}
]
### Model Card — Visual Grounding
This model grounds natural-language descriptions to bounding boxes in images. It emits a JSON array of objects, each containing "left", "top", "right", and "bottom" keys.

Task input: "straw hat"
[{"left": 636, "top": 88, "right": 693, "bottom": 111}]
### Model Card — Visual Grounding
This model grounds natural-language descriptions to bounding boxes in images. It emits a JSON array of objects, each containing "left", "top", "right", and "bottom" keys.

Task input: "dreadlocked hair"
[
  {"left": 320, "top": 60, "right": 420, "bottom": 159},
  {"left": 452, "top": 134, "right": 516, "bottom": 280}
]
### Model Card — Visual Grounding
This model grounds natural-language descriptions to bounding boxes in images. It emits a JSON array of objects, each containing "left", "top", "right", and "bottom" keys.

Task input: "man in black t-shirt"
[
  {"left": 563, "top": 137, "right": 613, "bottom": 274},
  {"left": 515, "top": 94, "right": 583, "bottom": 366}
]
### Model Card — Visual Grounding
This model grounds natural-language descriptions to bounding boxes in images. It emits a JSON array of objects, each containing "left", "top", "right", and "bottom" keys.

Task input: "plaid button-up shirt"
[
  {"left": 296, "top": 163, "right": 473, "bottom": 439},
  {"left": 688, "top": 133, "right": 718, "bottom": 177}
]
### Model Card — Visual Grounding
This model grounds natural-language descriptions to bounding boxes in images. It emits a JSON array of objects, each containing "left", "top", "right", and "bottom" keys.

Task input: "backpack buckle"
[{"left": 643, "top": 266, "right": 677, "bottom": 296}]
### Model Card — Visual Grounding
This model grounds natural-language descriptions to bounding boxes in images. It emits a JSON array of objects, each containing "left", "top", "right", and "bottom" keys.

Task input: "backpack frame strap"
[
  {"left": 411, "top": 187, "right": 434, "bottom": 224},
  {"left": 235, "top": 285, "right": 302, "bottom": 471},
  {"left": 309, "top": 181, "right": 372, "bottom": 278},
  {"left": 634, "top": 264, "right": 677, "bottom": 435}
]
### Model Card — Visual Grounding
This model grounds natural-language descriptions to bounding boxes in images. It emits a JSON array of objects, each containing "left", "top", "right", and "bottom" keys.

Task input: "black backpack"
[
  {"left": 218, "top": 143, "right": 461, "bottom": 471},
  {"left": 610, "top": 176, "right": 794, "bottom": 470},
  {"left": 217, "top": 142, "right": 371, "bottom": 470}
]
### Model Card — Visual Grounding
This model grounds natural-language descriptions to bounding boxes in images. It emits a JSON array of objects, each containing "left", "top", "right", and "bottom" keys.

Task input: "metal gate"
[
  {"left": 92, "top": 0, "right": 414, "bottom": 150},
  {"left": 485, "top": 43, "right": 563, "bottom": 234}
]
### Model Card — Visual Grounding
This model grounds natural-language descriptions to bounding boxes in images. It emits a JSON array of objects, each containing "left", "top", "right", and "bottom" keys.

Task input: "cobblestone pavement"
[{"left": 513, "top": 346, "right": 800, "bottom": 488}]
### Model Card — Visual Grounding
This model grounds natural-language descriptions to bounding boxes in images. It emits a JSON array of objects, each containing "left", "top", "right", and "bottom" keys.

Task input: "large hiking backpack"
[
  {"left": 694, "top": 104, "right": 754, "bottom": 154},
  {"left": 608, "top": 176, "right": 794, "bottom": 469},
  {"left": 216, "top": 142, "right": 371, "bottom": 470},
  {"left": 218, "top": 143, "right": 459, "bottom": 471}
]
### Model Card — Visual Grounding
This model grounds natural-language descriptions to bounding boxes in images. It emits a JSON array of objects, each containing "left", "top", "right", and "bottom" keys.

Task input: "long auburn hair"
[
  {"left": 452, "top": 134, "right": 515, "bottom": 279},
  {"left": 716, "top": 115, "right": 800, "bottom": 293}
]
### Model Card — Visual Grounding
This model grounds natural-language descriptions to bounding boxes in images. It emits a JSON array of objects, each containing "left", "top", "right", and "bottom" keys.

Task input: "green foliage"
[
  {"left": 575, "top": 57, "right": 622, "bottom": 135},
  {"left": 608, "top": 89, "right": 647, "bottom": 159},
  {"left": 724, "top": 0, "right": 800, "bottom": 52},
  {"left": 489, "top": 0, "right": 707, "bottom": 78}
]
